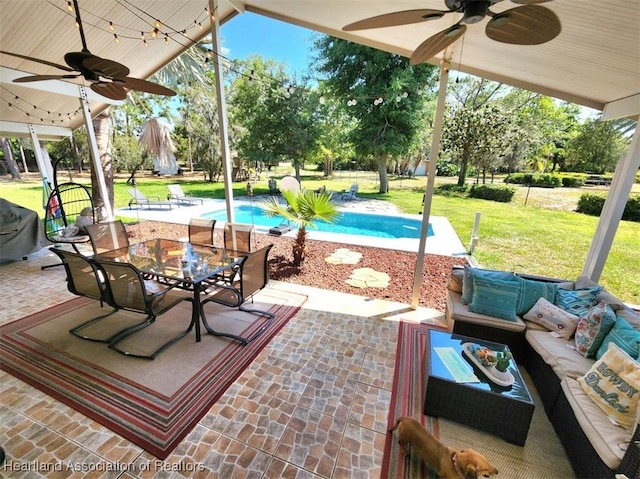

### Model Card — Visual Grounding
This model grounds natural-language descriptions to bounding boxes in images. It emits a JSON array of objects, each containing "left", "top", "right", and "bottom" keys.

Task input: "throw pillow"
[
  {"left": 574, "top": 301, "right": 617, "bottom": 358},
  {"left": 596, "top": 317, "right": 640, "bottom": 360},
  {"left": 577, "top": 342, "right": 640, "bottom": 432},
  {"left": 468, "top": 275, "right": 521, "bottom": 321},
  {"left": 448, "top": 268, "right": 464, "bottom": 294},
  {"left": 555, "top": 285, "right": 603, "bottom": 318},
  {"left": 461, "top": 266, "right": 516, "bottom": 305},
  {"left": 523, "top": 297, "right": 580, "bottom": 339},
  {"left": 516, "top": 279, "right": 559, "bottom": 316}
]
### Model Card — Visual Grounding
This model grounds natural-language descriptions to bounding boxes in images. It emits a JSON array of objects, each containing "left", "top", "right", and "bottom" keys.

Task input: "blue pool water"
[{"left": 202, "top": 205, "right": 433, "bottom": 239}]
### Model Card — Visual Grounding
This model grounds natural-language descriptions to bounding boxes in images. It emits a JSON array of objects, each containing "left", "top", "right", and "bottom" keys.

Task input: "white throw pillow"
[{"left": 523, "top": 297, "right": 580, "bottom": 339}]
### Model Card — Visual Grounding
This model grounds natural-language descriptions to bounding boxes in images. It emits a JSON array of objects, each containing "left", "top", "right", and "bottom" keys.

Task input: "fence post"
[{"left": 470, "top": 212, "right": 481, "bottom": 254}]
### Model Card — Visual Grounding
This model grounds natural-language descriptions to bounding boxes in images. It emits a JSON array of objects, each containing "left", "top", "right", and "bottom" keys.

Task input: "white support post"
[
  {"left": 79, "top": 85, "right": 113, "bottom": 220},
  {"left": 209, "top": 0, "right": 235, "bottom": 224},
  {"left": 469, "top": 212, "right": 481, "bottom": 254},
  {"left": 581, "top": 120, "right": 640, "bottom": 281},
  {"left": 27, "top": 123, "right": 53, "bottom": 180},
  {"left": 411, "top": 53, "right": 452, "bottom": 309}
]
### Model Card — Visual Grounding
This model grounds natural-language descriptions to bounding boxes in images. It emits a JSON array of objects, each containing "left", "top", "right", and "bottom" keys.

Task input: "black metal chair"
[
  {"left": 223, "top": 223, "right": 254, "bottom": 252},
  {"left": 189, "top": 218, "right": 216, "bottom": 246},
  {"left": 48, "top": 247, "right": 124, "bottom": 342},
  {"left": 95, "top": 258, "right": 193, "bottom": 360},
  {"left": 200, "top": 244, "right": 274, "bottom": 345},
  {"left": 41, "top": 182, "right": 95, "bottom": 270},
  {"left": 85, "top": 220, "right": 130, "bottom": 255}
]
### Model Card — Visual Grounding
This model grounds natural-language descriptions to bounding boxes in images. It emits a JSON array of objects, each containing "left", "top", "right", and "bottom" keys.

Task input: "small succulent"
[{"left": 495, "top": 351, "right": 512, "bottom": 372}]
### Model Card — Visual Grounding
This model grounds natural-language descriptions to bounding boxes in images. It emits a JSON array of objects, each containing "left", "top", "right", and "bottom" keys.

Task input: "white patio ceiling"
[{"left": 1, "top": 0, "right": 638, "bottom": 139}]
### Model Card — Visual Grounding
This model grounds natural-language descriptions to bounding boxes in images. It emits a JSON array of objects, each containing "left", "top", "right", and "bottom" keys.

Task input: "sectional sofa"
[{"left": 444, "top": 265, "right": 640, "bottom": 479}]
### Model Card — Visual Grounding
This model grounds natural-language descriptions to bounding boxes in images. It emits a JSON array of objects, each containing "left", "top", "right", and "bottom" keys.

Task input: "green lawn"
[{"left": 3, "top": 170, "right": 638, "bottom": 305}]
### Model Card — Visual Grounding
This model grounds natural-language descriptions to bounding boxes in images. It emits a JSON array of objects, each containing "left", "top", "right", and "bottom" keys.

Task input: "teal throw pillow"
[
  {"left": 555, "top": 286, "right": 603, "bottom": 318},
  {"left": 469, "top": 275, "right": 521, "bottom": 322},
  {"left": 596, "top": 317, "right": 640, "bottom": 360},
  {"left": 516, "top": 279, "right": 558, "bottom": 316},
  {"left": 574, "top": 301, "right": 617, "bottom": 358},
  {"left": 461, "top": 266, "right": 516, "bottom": 305}
]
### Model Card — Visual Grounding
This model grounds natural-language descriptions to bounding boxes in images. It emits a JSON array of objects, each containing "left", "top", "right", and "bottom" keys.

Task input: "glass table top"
[{"left": 427, "top": 329, "right": 533, "bottom": 403}]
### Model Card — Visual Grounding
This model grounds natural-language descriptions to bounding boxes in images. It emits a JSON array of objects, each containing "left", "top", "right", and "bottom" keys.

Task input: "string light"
[
  {"left": 113, "top": 33, "right": 119, "bottom": 43},
  {"left": 109, "top": 21, "right": 115, "bottom": 31},
  {"left": 67, "top": 1, "right": 73, "bottom": 12}
]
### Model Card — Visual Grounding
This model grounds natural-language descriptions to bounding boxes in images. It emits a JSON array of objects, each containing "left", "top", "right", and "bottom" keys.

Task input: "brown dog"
[{"left": 389, "top": 416, "right": 499, "bottom": 479}]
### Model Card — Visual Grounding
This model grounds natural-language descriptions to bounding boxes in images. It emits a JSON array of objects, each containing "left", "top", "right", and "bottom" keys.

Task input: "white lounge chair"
[
  {"left": 167, "top": 184, "right": 204, "bottom": 206},
  {"left": 341, "top": 184, "right": 358, "bottom": 200},
  {"left": 127, "top": 188, "right": 173, "bottom": 210}
]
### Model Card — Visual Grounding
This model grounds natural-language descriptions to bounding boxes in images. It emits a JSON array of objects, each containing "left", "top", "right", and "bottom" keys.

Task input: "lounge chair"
[
  {"left": 341, "top": 184, "right": 359, "bottom": 200},
  {"left": 127, "top": 187, "right": 173, "bottom": 210},
  {"left": 167, "top": 184, "right": 204, "bottom": 206}
]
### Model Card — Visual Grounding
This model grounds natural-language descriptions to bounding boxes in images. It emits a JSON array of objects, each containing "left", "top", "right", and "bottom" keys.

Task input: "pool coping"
[{"left": 114, "top": 198, "right": 468, "bottom": 256}]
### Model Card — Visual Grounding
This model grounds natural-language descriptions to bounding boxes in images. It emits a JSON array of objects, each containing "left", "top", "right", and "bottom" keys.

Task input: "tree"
[
  {"left": 0, "top": 138, "right": 21, "bottom": 179},
  {"left": 314, "top": 36, "right": 438, "bottom": 193},
  {"left": 566, "top": 117, "right": 629, "bottom": 173},
  {"left": 260, "top": 189, "right": 339, "bottom": 266},
  {"left": 229, "top": 56, "right": 320, "bottom": 180}
]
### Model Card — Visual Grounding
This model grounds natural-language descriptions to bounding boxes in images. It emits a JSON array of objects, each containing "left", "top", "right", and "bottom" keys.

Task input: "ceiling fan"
[
  {"left": 0, "top": 0, "right": 176, "bottom": 101},
  {"left": 343, "top": 0, "right": 561, "bottom": 65}
]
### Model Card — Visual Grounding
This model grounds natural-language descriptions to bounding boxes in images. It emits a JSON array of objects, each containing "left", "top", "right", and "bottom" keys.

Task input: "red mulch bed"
[{"left": 126, "top": 221, "right": 468, "bottom": 311}]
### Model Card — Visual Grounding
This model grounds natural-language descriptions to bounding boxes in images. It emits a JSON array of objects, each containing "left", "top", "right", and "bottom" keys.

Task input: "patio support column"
[
  {"left": 79, "top": 85, "right": 113, "bottom": 220},
  {"left": 27, "top": 124, "right": 54, "bottom": 188},
  {"left": 581, "top": 120, "right": 640, "bottom": 281},
  {"left": 209, "top": 0, "right": 235, "bottom": 224},
  {"left": 411, "top": 52, "right": 453, "bottom": 309}
]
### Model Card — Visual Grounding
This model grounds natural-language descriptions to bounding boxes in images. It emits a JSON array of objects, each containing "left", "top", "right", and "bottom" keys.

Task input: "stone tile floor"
[{"left": 1, "top": 247, "right": 444, "bottom": 478}]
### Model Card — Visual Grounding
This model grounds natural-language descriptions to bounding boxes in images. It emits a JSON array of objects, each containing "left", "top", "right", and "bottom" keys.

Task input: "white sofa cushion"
[
  {"left": 561, "top": 377, "right": 633, "bottom": 469},
  {"left": 525, "top": 329, "right": 594, "bottom": 380}
]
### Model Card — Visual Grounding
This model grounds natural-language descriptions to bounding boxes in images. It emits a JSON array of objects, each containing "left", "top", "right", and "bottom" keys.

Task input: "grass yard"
[{"left": 2, "top": 169, "right": 638, "bottom": 305}]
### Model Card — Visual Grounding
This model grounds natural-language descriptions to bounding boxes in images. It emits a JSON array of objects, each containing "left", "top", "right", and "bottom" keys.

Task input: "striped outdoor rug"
[
  {"left": 0, "top": 288, "right": 306, "bottom": 459},
  {"left": 382, "top": 321, "right": 444, "bottom": 479}
]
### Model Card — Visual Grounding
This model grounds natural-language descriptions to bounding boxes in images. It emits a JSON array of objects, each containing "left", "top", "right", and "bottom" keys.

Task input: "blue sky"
[{"left": 220, "top": 13, "right": 318, "bottom": 76}]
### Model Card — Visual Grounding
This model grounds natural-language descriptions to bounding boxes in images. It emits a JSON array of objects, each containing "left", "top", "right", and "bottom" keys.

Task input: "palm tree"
[{"left": 260, "top": 189, "right": 339, "bottom": 266}]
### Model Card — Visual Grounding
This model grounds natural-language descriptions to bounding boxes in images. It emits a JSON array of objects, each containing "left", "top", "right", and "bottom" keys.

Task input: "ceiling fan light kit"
[
  {"left": 344, "top": 0, "right": 561, "bottom": 63},
  {"left": 1, "top": 0, "right": 176, "bottom": 101}
]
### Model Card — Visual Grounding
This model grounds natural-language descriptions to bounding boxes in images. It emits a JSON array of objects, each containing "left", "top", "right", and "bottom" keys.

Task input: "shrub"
[
  {"left": 561, "top": 177, "right": 584, "bottom": 188},
  {"left": 436, "top": 184, "right": 468, "bottom": 195},
  {"left": 506, "top": 173, "right": 561, "bottom": 187},
  {"left": 577, "top": 193, "right": 640, "bottom": 222},
  {"left": 469, "top": 184, "right": 515, "bottom": 203}
]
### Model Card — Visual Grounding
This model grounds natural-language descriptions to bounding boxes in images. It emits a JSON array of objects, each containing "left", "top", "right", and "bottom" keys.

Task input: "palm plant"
[{"left": 260, "top": 189, "right": 339, "bottom": 266}]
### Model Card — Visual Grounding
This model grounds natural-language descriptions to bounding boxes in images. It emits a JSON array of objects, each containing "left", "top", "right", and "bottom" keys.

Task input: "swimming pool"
[{"left": 201, "top": 205, "right": 432, "bottom": 239}]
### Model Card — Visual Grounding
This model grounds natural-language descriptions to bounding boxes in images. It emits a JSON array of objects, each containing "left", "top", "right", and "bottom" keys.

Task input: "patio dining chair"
[
  {"left": 188, "top": 218, "right": 216, "bottom": 245},
  {"left": 48, "top": 247, "right": 126, "bottom": 343},
  {"left": 95, "top": 258, "right": 193, "bottom": 359},
  {"left": 85, "top": 220, "right": 130, "bottom": 254},
  {"left": 127, "top": 187, "right": 174, "bottom": 210},
  {"left": 223, "top": 222, "right": 254, "bottom": 252},
  {"left": 167, "top": 184, "right": 204, "bottom": 206},
  {"left": 200, "top": 244, "right": 274, "bottom": 345}
]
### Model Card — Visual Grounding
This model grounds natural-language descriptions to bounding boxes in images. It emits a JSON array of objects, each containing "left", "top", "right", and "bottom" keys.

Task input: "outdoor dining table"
[{"left": 94, "top": 238, "right": 246, "bottom": 343}]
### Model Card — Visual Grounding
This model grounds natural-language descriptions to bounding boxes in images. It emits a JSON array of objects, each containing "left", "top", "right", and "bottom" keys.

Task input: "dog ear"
[{"left": 464, "top": 464, "right": 478, "bottom": 479}]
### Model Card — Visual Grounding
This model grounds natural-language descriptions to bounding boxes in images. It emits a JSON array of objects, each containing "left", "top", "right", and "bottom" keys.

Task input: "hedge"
[
  {"left": 469, "top": 184, "right": 515, "bottom": 203},
  {"left": 576, "top": 193, "right": 640, "bottom": 222}
]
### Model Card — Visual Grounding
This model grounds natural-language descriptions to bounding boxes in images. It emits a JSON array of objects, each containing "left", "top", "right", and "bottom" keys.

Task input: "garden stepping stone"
[
  {"left": 325, "top": 248, "right": 362, "bottom": 265},
  {"left": 345, "top": 267, "right": 390, "bottom": 288}
]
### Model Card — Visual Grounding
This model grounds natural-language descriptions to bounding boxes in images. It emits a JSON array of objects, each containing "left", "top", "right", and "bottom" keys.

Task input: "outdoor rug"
[
  {"left": 0, "top": 287, "right": 306, "bottom": 459},
  {"left": 381, "top": 321, "right": 443, "bottom": 479},
  {"left": 380, "top": 322, "right": 575, "bottom": 479}
]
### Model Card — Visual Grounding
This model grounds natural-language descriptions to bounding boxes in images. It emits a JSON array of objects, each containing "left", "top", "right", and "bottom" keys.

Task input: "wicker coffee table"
[{"left": 423, "top": 329, "right": 535, "bottom": 446}]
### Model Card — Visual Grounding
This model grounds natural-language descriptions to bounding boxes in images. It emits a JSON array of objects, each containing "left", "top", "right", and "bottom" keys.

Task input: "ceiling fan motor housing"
[{"left": 445, "top": 0, "right": 502, "bottom": 23}]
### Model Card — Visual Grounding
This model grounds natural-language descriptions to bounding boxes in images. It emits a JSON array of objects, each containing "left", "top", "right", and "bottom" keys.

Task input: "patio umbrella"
[{"left": 139, "top": 118, "right": 178, "bottom": 174}]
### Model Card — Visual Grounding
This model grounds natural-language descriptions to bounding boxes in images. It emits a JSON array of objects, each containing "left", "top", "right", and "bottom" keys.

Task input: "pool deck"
[{"left": 114, "top": 196, "right": 468, "bottom": 256}]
